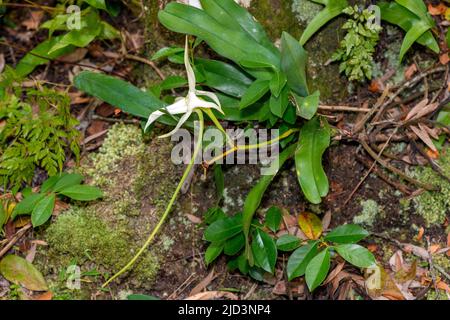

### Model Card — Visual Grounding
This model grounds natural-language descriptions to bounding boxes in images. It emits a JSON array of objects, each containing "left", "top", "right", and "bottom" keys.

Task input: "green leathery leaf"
[
  {"left": 299, "top": 0, "right": 349, "bottom": 45},
  {"left": 269, "top": 85, "right": 289, "bottom": 118},
  {"left": 281, "top": 32, "right": 309, "bottom": 97},
  {"left": 73, "top": 72, "right": 176, "bottom": 126},
  {"left": 31, "top": 194, "right": 55, "bottom": 227},
  {"left": 239, "top": 79, "right": 270, "bottom": 110},
  {"left": 395, "top": 0, "right": 429, "bottom": 21},
  {"left": 324, "top": 224, "right": 370, "bottom": 244},
  {"left": 305, "top": 248, "right": 330, "bottom": 291},
  {"left": 294, "top": 90, "right": 320, "bottom": 120},
  {"left": 84, "top": 0, "right": 120, "bottom": 16},
  {"left": 398, "top": 21, "right": 431, "bottom": 62},
  {"left": 379, "top": 1, "right": 439, "bottom": 54},
  {"left": 196, "top": 58, "right": 253, "bottom": 98},
  {"left": 59, "top": 185, "right": 103, "bottom": 201},
  {"left": 224, "top": 233, "right": 245, "bottom": 256},
  {"left": 12, "top": 193, "right": 46, "bottom": 218},
  {"left": 15, "top": 36, "right": 75, "bottom": 77},
  {"left": 205, "top": 242, "right": 224, "bottom": 265},
  {"left": 335, "top": 244, "right": 376, "bottom": 268},
  {"left": 242, "top": 144, "right": 297, "bottom": 262},
  {"left": 287, "top": 241, "right": 319, "bottom": 280},
  {"left": 158, "top": 2, "right": 279, "bottom": 79},
  {"left": 52, "top": 173, "right": 84, "bottom": 192},
  {"left": 276, "top": 234, "right": 301, "bottom": 252},
  {"left": 295, "top": 117, "right": 330, "bottom": 204},
  {"left": 199, "top": 0, "right": 278, "bottom": 56},
  {"left": 204, "top": 215, "right": 243, "bottom": 242},
  {"left": 0, "top": 202, "right": 6, "bottom": 230},
  {"left": 251, "top": 229, "right": 277, "bottom": 273},
  {"left": 0, "top": 255, "right": 48, "bottom": 291},
  {"left": 265, "top": 206, "right": 283, "bottom": 232}
]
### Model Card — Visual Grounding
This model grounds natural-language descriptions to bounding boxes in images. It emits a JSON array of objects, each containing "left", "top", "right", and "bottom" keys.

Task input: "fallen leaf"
[
  {"left": 368, "top": 244, "right": 378, "bottom": 252},
  {"left": 437, "top": 280, "right": 450, "bottom": 293},
  {"left": 0, "top": 54, "right": 4, "bottom": 74},
  {"left": 416, "top": 227, "right": 425, "bottom": 241},
  {"left": 321, "top": 211, "right": 332, "bottom": 231},
  {"left": 59, "top": 48, "right": 88, "bottom": 63},
  {"left": 447, "top": 233, "right": 450, "bottom": 257},
  {"left": 440, "top": 53, "right": 450, "bottom": 65},
  {"left": 22, "top": 11, "right": 44, "bottom": 30},
  {"left": 189, "top": 269, "right": 216, "bottom": 296},
  {"left": 428, "top": 244, "right": 441, "bottom": 254},
  {"left": 404, "top": 64, "right": 418, "bottom": 80},
  {"left": 298, "top": 212, "right": 323, "bottom": 240},
  {"left": 428, "top": 3, "right": 447, "bottom": 15},
  {"left": 0, "top": 255, "right": 48, "bottom": 291},
  {"left": 426, "top": 148, "right": 440, "bottom": 159},
  {"left": 14, "top": 216, "right": 31, "bottom": 228},
  {"left": 410, "top": 125, "right": 437, "bottom": 152},
  {"left": 185, "top": 291, "right": 238, "bottom": 300},
  {"left": 32, "top": 291, "right": 53, "bottom": 300},
  {"left": 185, "top": 214, "right": 202, "bottom": 224},
  {"left": 402, "top": 243, "right": 430, "bottom": 260},
  {"left": 323, "top": 261, "right": 345, "bottom": 285}
]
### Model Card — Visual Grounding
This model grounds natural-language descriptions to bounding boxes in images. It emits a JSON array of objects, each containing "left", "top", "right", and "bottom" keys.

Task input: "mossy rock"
[{"left": 35, "top": 124, "right": 182, "bottom": 298}]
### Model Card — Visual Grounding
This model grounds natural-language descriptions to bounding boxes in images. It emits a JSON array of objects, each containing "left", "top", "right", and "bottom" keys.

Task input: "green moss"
[
  {"left": 44, "top": 207, "right": 160, "bottom": 281},
  {"left": 291, "top": 0, "right": 322, "bottom": 24},
  {"left": 353, "top": 199, "right": 383, "bottom": 227},
  {"left": 409, "top": 150, "right": 450, "bottom": 226}
]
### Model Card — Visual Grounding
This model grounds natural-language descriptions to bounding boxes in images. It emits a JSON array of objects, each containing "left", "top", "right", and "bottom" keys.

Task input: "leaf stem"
[{"left": 102, "top": 109, "right": 205, "bottom": 287}]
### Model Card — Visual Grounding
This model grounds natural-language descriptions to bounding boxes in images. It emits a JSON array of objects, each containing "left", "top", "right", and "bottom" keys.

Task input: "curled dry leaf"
[
  {"left": 428, "top": 3, "right": 448, "bottom": 16},
  {"left": 404, "top": 64, "right": 418, "bottom": 80},
  {"left": 410, "top": 125, "right": 438, "bottom": 152},
  {"left": 189, "top": 269, "right": 216, "bottom": 296},
  {"left": 185, "top": 214, "right": 202, "bottom": 224},
  {"left": 185, "top": 291, "right": 239, "bottom": 300},
  {"left": 22, "top": 11, "right": 45, "bottom": 30},
  {"left": 440, "top": 53, "right": 450, "bottom": 65}
]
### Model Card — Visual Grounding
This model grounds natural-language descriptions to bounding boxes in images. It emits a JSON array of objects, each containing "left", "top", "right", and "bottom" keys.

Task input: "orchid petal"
[
  {"left": 158, "top": 111, "right": 192, "bottom": 139},
  {"left": 190, "top": 95, "right": 224, "bottom": 114},
  {"left": 196, "top": 90, "right": 222, "bottom": 107},
  {"left": 165, "top": 98, "right": 190, "bottom": 114},
  {"left": 144, "top": 110, "right": 165, "bottom": 131},
  {"left": 184, "top": 37, "right": 196, "bottom": 93}
]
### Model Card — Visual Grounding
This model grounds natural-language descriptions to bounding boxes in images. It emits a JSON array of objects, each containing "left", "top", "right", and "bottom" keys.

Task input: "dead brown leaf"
[
  {"left": 416, "top": 227, "right": 425, "bottom": 241},
  {"left": 410, "top": 125, "right": 438, "bottom": 152},
  {"left": 22, "top": 11, "right": 45, "bottom": 30},
  {"left": 0, "top": 54, "right": 4, "bottom": 74},
  {"left": 323, "top": 261, "right": 345, "bottom": 285},
  {"left": 185, "top": 214, "right": 202, "bottom": 224},
  {"left": 428, "top": 3, "right": 448, "bottom": 15},
  {"left": 428, "top": 244, "right": 441, "bottom": 254},
  {"left": 321, "top": 211, "right": 332, "bottom": 231},
  {"left": 185, "top": 291, "right": 238, "bottom": 300},
  {"left": 404, "top": 64, "right": 418, "bottom": 80},
  {"left": 440, "top": 53, "right": 450, "bottom": 65},
  {"left": 59, "top": 48, "right": 88, "bottom": 63},
  {"left": 189, "top": 269, "right": 216, "bottom": 296},
  {"left": 32, "top": 291, "right": 53, "bottom": 300}
]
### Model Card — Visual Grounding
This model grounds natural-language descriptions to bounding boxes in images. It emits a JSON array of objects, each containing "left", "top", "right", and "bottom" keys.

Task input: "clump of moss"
[
  {"left": 45, "top": 207, "right": 160, "bottom": 282},
  {"left": 409, "top": 150, "right": 450, "bottom": 226},
  {"left": 85, "top": 124, "right": 144, "bottom": 186},
  {"left": 353, "top": 199, "right": 383, "bottom": 226}
]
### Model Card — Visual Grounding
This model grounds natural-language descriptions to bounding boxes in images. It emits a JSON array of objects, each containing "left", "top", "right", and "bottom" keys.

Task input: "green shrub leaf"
[
  {"left": 276, "top": 234, "right": 301, "bottom": 252},
  {"left": 324, "top": 224, "right": 369, "bottom": 244},
  {"left": 224, "top": 233, "right": 245, "bottom": 256},
  {"left": 31, "top": 194, "right": 55, "bottom": 227},
  {"left": 205, "top": 242, "right": 224, "bottom": 265},
  {"left": 204, "top": 215, "right": 243, "bottom": 242},
  {"left": 251, "top": 229, "right": 277, "bottom": 273},
  {"left": 265, "top": 206, "right": 283, "bottom": 232},
  {"left": 12, "top": 193, "right": 46, "bottom": 218},
  {"left": 281, "top": 31, "right": 309, "bottom": 97},
  {"left": 52, "top": 173, "right": 84, "bottom": 192},
  {"left": 59, "top": 185, "right": 103, "bottom": 201},
  {"left": 305, "top": 248, "right": 330, "bottom": 291},
  {"left": 287, "top": 241, "right": 319, "bottom": 280},
  {"left": 335, "top": 244, "right": 376, "bottom": 268}
]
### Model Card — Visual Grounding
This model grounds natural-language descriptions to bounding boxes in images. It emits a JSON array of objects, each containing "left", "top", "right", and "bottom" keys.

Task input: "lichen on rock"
[
  {"left": 409, "top": 150, "right": 450, "bottom": 226},
  {"left": 353, "top": 199, "right": 383, "bottom": 227}
]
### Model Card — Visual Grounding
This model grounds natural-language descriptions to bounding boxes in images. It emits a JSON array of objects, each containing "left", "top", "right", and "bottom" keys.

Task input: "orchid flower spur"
[{"left": 144, "top": 38, "right": 224, "bottom": 138}]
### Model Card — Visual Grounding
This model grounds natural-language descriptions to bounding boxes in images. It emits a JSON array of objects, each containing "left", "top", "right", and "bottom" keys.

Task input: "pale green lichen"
[
  {"left": 353, "top": 199, "right": 383, "bottom": 226},
  {"left": 409, "top": 150, "right": 450, "bottom": 226},
  {"left": 291, "top": 0, "right": 322, "bottom": 24}
]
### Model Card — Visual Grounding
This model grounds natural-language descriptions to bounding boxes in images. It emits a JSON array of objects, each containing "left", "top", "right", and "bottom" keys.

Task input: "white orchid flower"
[{"left": 145, "top": 38, "right": 223, "bottom": 138}]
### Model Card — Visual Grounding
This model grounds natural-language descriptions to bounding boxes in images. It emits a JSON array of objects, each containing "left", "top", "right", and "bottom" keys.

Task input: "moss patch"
[
  {"left": 410, "top": 150, "right": 450, "bottom": 226},
  {"left": 36, "top": 124, "right": 182, "bottom": 296},
  {"left": 353, "top": 199, "right": 383, "bottom": 227}
]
